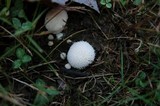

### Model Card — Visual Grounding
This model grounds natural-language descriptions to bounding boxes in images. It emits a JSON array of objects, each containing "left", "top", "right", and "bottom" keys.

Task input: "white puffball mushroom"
[
  {"left": 48, "top": 41, "right": 54, "bottom": 46},
  {"left": 45, "top": 6, "right": 68, "bottom": 34},
  {"left": 60, "top": 52, "right": 66, "bottom": 60},
  {"left": 67, "top": 41, "right": 96, "bottom": 69},
  {"left": 48, "top": 34, "right": 54, "bottom": 40},
  {"left": 65, "top": 63, "right": 71, "bottom": 69}
]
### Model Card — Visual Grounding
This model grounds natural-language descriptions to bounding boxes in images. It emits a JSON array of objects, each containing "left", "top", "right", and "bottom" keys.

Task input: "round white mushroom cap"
[
  {"left": 67, "top": 41, "right": 96, "bottom": 69},
  {"left": 45, "top": 6, "right": 68, "bottom": 34}
]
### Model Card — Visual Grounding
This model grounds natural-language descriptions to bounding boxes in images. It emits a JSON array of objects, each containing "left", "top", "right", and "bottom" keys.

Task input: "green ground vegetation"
[{"left": 0, "top": 0, "right": 160, "bottom": 106}]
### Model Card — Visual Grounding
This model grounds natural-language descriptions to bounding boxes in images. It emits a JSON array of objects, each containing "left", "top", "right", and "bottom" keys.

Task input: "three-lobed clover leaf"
[{"left": 13, "top": 48, "right": 32, "bottom": 69}]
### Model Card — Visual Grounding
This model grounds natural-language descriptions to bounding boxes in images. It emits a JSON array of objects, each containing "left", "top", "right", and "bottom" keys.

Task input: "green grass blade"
[
  {"left": 32, "top": 9, "right": 47, "bottom": 28},
  {"left": 0, "top": 44, "right": 20, "bottom": 60},
  {"left": 120, "top": 46, "right": 124, "bottom": 86},
  {"left": 127, "top": 87, "right": 154, "bottom": 105},
  {"left": 26, "top": 35, "right": 43, "bottom": 53},
  {"left": 98, "top": 86, "right": 121, "bottom": 106},
  {"left": 6, "top": 0, "right": 11, "bottom": 9},
  {"left": 28, "top": 45, "right": 59, "bottom": 77},
  {"left": 0, "top": 17, "right": 12, "bottom": 26}
]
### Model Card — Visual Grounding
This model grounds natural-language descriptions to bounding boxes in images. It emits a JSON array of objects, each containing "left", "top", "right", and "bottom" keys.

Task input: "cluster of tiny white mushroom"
[
  {"left": 45, "top": 6, "right": 68, "bottom": 46},
  {"left": 47, "top": 34, "right": 54, "bottom": 46},
  {"left": 44, "top": 5, "right": 96, "bottom": 70}
]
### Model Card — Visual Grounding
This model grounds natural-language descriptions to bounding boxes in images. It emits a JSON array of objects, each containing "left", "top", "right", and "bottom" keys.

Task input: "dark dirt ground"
[{"left": 0, "top": 0, "right": 160, "bottom": 106}]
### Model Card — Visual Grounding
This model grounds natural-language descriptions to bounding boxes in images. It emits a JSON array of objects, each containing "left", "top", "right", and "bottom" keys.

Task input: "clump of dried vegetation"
[{"left": 0, "top": 0, "right": 160, "bottom": 106}]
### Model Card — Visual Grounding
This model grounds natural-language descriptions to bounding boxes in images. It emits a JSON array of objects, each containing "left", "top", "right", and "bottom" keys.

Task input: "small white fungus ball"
[
  {"left": 65, "top": 63, "right": 71, "bottom": 69},
  {"left": 48, "top": 41, "right": 54, "bottom": 46},
  {"left": 67, "top": 41, "right": 96, "bottom": 69},
  {"left": 60, "top": 52, "right": 66, "bottom": 60},
  {"left": 48, "top": 34, "right": 54, "bottom": 40},
  {"left": 66, "top": 39, "right": 72, "bottom": 44},
  {"left": 56, "top": 33, "right": 64, "bottom": 40}
]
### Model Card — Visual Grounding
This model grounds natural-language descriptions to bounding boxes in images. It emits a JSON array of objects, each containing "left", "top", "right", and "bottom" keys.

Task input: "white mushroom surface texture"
[
  {"left": 67, "top": 41, "right": 96, "bottom": 69},
  {"left": 45, "top": 6, "right": 68, "bottom": 34}
]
